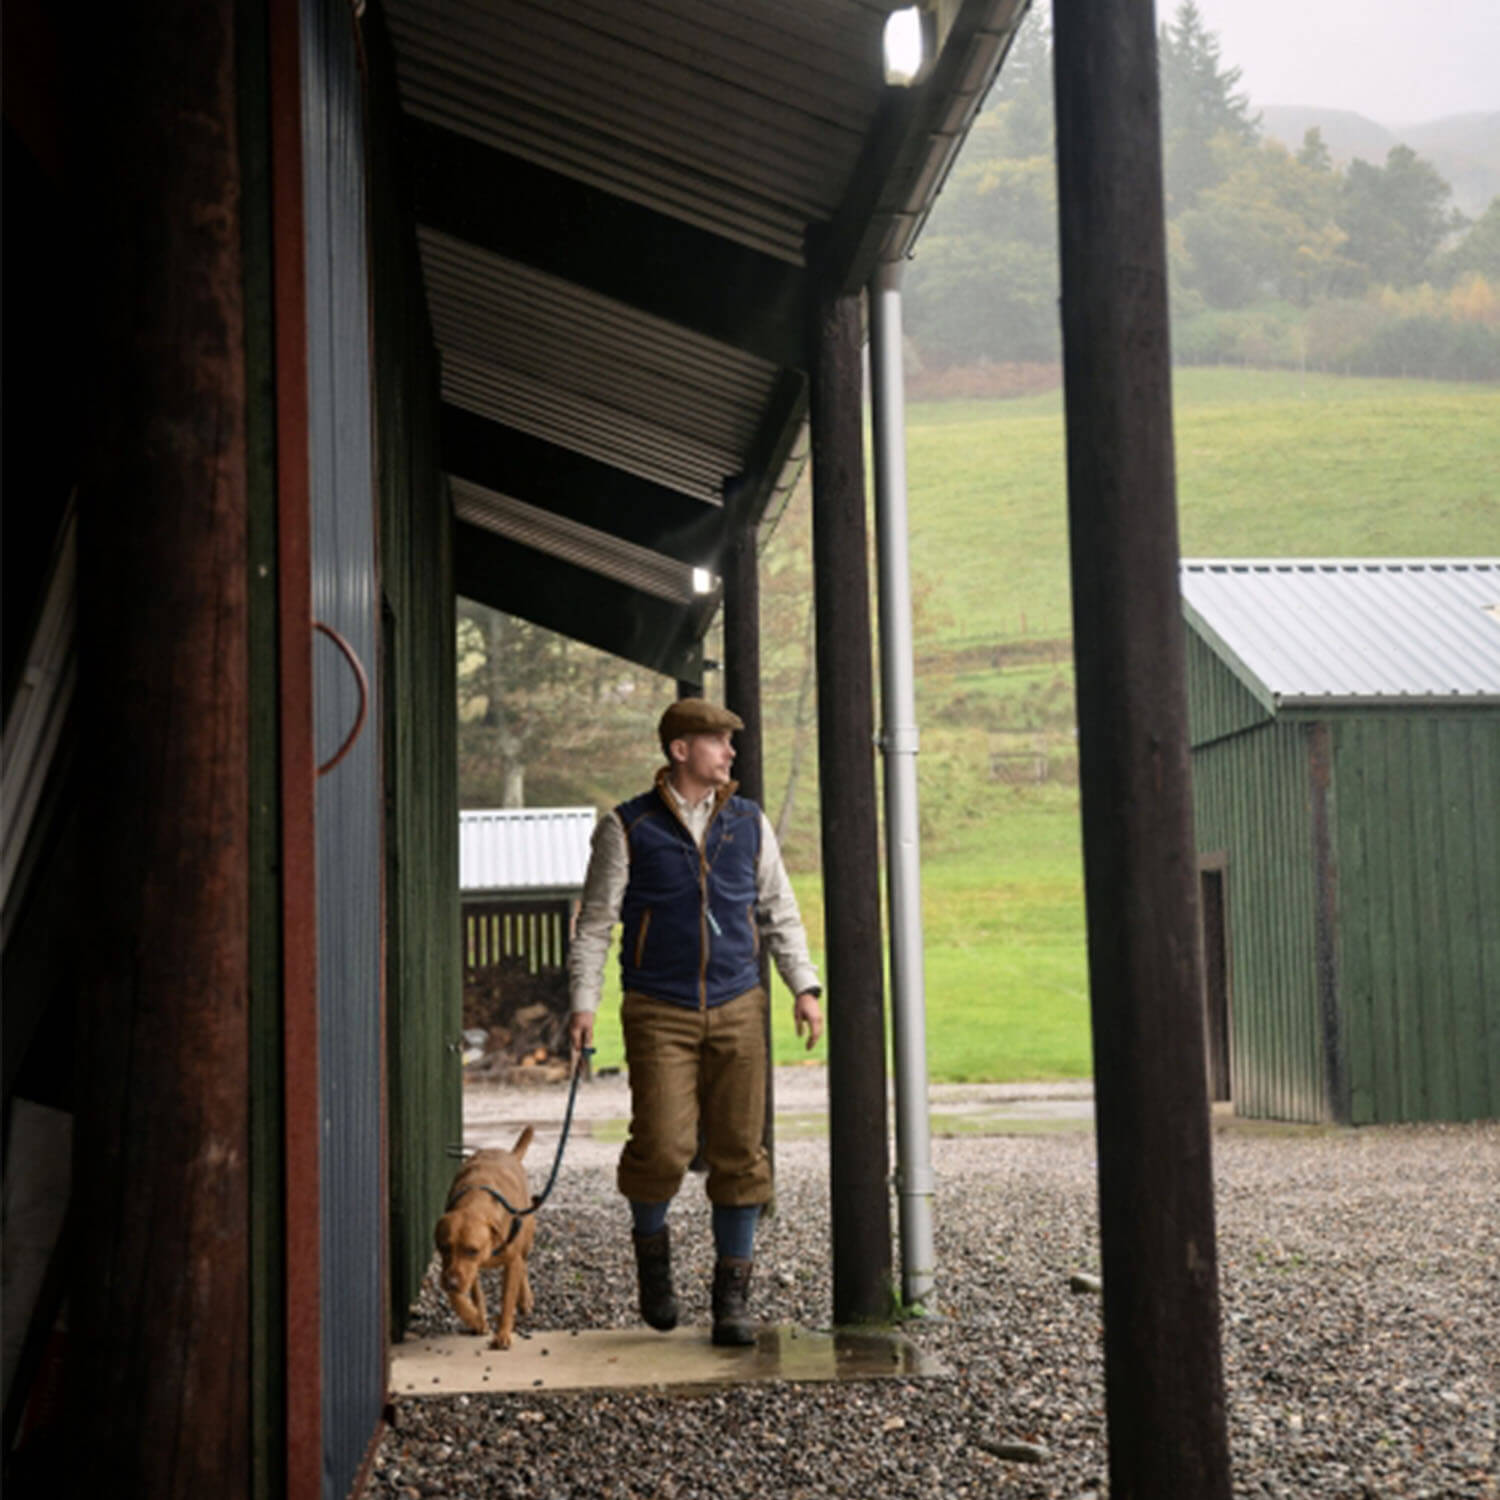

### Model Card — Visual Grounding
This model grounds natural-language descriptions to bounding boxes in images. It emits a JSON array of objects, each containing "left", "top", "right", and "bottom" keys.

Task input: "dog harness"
[
  {"left": 444, "top": 1046, "right": 594, "bottom": 1239},
  {"left": 445, "top": 1184, "right": 526, "bottom": 1249}
]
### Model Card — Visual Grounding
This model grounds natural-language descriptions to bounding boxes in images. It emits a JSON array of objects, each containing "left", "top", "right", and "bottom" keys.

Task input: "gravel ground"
[{"left": 374, "top": 1085, "right": 1498, "bottom": 1500}]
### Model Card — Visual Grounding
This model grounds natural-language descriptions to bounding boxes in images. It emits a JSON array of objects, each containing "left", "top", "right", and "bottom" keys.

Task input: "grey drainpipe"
[{"left": 868, "top": 259, "right": 936, "bottom": 1309}]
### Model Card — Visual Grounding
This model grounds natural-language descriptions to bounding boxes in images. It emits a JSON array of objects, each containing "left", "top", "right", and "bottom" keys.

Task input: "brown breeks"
[{"left": 617, "top": 986, "right": 770, "bottom": 1206}]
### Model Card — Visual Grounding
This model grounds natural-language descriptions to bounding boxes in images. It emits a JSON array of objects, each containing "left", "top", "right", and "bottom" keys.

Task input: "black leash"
[{"left": 447, "top": 1047, "right": 595, "bottom": 1221}]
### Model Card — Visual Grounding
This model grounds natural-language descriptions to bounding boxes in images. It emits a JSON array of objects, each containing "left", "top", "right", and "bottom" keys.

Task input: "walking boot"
[
  {"left": 711, "top": 1257, "right": 756, "bottom": 1347},
  {"left": 632, "top": 1227, "right": 679, "bottom": 1331}
]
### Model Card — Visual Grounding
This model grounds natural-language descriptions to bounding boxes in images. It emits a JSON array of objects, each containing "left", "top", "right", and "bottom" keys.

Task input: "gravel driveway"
[{"left": 374, "top": 1077, "right": 1497, "bottom": 1500}]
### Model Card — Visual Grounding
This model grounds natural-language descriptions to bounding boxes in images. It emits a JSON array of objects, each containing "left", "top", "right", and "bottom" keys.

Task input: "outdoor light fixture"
[
  {"left": 692, "top": 567, "right": 716, "bottom": 595},
  {"left": 883, "top": 6, "right": 927, "bottom": 86}
]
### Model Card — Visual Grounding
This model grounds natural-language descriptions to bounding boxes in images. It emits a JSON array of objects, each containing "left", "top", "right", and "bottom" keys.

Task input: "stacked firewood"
[{"left": 461, "top": 959, "right": 572, "bottom": 1083}]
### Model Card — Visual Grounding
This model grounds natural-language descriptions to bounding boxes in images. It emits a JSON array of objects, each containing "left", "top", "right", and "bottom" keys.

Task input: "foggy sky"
[{"left": 1184, "top": 0, "right": 1499, "bottom": 126}]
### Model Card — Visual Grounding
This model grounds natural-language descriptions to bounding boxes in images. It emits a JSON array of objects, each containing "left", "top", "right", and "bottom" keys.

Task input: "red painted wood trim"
[{"left": 269, "top": 0, "right": 322, "bottom": 1493}]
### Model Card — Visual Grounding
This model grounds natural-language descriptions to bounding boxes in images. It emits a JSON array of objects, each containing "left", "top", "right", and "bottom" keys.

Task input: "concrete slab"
[{"left": 390, "top": 1324, "right": 947, "bottom": 1398}]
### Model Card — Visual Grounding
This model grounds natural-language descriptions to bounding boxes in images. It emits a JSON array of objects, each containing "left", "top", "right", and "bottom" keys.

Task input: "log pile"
[{"left": 462, "top": 959, "right": 572, "bottom": 1084}]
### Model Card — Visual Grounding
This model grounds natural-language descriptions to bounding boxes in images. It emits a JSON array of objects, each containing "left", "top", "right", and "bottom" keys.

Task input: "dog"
[{"left": 434, "top": 1127, "right": 537, "bottom": 1349}]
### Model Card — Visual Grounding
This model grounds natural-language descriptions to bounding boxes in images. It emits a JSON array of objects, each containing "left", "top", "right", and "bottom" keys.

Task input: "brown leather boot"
[
  {"left": 711, "top": 1257, "right": 756, "bottom": 1347},
  {"left": 632, "top": 1227, "right": 679, "bottom": 1332}
]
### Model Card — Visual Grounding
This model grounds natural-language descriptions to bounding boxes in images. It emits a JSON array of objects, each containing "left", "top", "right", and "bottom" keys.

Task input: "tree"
[
  {"left": 1176, "top": 140, "right": 1350, "bottom": 307},
  {"left": 987, "top": 6, "right": 1053, "bottom": 159},
  {"left": 1337, "top": 146, "right": 1463, "bottom": 289},
  {"left": 1440, "top": 197, "right": 1500, "bottom": 284},
  {"left": 456, "top": 603, "right": 660, "bottom": 808},
  {"left": 1296, "top": 127, "right": 1333, "bottom": 175},
  {"left": 1158, "top": 1, "right": 1259, "bottom": 213},
  {"left": 906, "top": 145, "right": 1060, "bottom": 366}
]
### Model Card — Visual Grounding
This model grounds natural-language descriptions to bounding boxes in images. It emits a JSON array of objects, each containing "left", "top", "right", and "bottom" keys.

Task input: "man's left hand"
[{"left": 793, "top": 991, "right": 823, "bottom": 1050}]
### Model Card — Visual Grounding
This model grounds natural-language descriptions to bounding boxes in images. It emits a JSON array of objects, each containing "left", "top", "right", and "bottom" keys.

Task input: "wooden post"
[
  {"left": 1051, "top": 2, "right": 1231, "bottom": 1496},
  {"left": 722, "top": 520, "right": 776, "bottom": 1172},
  {"left": 71, "top": 2, "right": 252, "bottom": 1493},
  {"left": 809, "top": 289, "right": 891, "bottom": 1325},
  {"left": 722, "top": 523, "right": 765, "bottom": 808}
]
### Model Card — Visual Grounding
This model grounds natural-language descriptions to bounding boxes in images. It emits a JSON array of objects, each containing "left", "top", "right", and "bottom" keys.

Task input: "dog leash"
[{"left": 447, "top": 1046, "right": 595, "bottom": 1221}]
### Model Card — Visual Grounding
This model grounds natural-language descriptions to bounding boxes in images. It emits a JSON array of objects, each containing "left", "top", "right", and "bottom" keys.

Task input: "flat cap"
[{"left": 658, "top": 697, "right": 744, "bottom": 753}]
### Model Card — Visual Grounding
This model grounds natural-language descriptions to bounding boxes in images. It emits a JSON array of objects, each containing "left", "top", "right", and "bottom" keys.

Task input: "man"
[{"left": 567, "top": 698, "right": 823, "bottom": 1347}]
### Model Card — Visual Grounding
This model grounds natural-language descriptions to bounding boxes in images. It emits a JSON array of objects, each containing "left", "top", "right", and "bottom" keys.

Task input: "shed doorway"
[{"left": 1199, "top": 862, "right": 1233, "bottom": 1104}]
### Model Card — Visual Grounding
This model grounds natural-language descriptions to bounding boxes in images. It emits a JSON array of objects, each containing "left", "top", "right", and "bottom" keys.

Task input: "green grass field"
[
  {"left": 907, "top": 367, "right": 1500, "bottom": 650},
  {"left": 591, "top": 369, "right": 1499, "bottom": 1083}
]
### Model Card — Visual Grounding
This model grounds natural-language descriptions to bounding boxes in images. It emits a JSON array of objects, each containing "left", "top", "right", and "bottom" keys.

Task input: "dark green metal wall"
[
  {"left": 367, "top": 3, "right": 462, "bottom": 1332},
  {"left": 1184, "top": 627, "right": 1272, "bottom": 748},
  {"left": 1331, "top": 712, "right": 1499, "bottom": 1124},
  {"left": 1189, "top": 627, "right": 1500, "bottom": 1125},
  {"left": 1192, "top": 721, "right": 1328, "bottom": 1122}
]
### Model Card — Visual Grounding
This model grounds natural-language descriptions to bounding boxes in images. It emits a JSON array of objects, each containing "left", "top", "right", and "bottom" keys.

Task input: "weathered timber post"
[
  {"left": 1051, "top": 2, "right": 1232, "bottom": 1496},
  {"left": 72, "top": 1, "right": 252, "bottom": 1494},
  {"left": 722, "top": 524, "right": 764, "bottom": 808},
  {"left": 809, "top": 288, "right": 891, "bottom": 1324},
  {"left": 722, "top": 520, "right": 776, "bottom": 1171}
]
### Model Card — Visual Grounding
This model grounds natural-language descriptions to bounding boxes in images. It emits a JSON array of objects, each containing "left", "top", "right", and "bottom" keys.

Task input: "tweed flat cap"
[{"left": 658, "top": 697, "right": 744, "bottom": 752}]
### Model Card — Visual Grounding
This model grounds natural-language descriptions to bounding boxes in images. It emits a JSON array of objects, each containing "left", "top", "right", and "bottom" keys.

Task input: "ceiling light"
[{"left": 883, "top": 6, "right": 926, "bottom": 86}]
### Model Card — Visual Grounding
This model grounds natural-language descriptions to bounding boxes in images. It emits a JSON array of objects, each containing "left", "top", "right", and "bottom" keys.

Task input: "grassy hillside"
[
  {"left": 906, "top": 368, "right": 1500, "bottom": 655},
  {"left": 591, "top": 370, "right": 1500, "bottom": 1083}
]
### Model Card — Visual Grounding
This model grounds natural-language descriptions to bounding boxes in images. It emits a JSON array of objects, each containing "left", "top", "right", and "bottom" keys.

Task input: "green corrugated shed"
[
  {"left": 369, "top": 11, "right": 463, "bottom": 1334},
  {"left": 1182, "top": 561, "right": 1500, "bottom": 1125}
]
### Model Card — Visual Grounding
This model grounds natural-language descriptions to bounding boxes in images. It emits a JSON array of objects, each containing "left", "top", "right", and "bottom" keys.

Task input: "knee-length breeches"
[{"left": 616, "top": 985, "right": 770, "bottom": 1206}]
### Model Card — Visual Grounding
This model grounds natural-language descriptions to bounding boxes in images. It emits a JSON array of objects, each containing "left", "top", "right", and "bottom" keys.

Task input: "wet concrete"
[
  {"left": 403, "top": 1067, "right": 1077, "bottom": 1400},
  {"left": 390, "top": 1323, "right": 946, "bottom": 1398},
  {"left": 459, "top": 1066, "right": 1095, "bottom": 1158}
]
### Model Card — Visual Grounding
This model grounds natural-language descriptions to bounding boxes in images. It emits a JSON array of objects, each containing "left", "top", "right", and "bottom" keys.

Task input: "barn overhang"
[{"left": 381, "top": 0, "right": 1029, "bottom": 671}]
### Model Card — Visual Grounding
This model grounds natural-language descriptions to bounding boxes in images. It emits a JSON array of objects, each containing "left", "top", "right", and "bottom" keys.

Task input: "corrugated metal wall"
[
  {"left": 366, "top": 1, "right": 464, "bottom": 1336},
  {"left": 303, "top": 0, "right": 386, "bottom": 1491},
  {"left": 1332, "top": 712, "right": 1500, "bottom": 1124},
  {"left": 1192, "top": 719, "right": 1328, "bottom": 1122},
  {"left": 1185, "top": 627, "right": 1272, "bottom": 748}
]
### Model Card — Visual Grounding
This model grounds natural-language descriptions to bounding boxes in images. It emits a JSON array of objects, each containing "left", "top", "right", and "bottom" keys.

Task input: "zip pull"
[{"left": 705, "top": 909, "right": 723, "bottom": 937}]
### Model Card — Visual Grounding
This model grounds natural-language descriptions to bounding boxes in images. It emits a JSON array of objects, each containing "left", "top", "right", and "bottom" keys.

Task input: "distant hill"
[{"left": 1258, "top": 106, "right": 1500, "bottom": 218}]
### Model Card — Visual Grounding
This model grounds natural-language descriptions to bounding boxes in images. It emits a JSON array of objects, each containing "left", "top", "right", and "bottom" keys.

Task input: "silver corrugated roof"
[
  {"left": 451, "top": 478, "right": 702, "bottom": 602},
  {"left": 459, "top": 806, "right": 599, "bottom": 893},
  {"left": 422, "top": 227, "right": 777, "bottom": 504},
  {"left": 388, "top": 0, "right": 889, "bottom": 264},
  {"left": 1180, "top": 559, "right": 1500, "bottom": 705},
  {"left": 382, "top": 0, "right": 1028, "bottom": 673}
]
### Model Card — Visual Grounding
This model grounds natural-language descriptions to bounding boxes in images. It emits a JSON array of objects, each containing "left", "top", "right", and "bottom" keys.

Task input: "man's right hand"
[{"left": 569, "top": 1009, "right": 596, "bottom": 1064}]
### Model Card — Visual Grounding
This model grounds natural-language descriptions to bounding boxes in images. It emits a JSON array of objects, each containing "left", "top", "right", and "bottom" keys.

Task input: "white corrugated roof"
[
  {"left": 459, "top": 807, "right": 598, "bottom": 893},
  {"left": 1180, "top": 559, "right": 1500, "bottom": 706}
]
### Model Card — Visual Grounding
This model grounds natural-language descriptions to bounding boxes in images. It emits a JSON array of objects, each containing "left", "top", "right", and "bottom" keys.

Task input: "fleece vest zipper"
[{"left": 616, "top": 785, "right": 761, "bottom": 1008}]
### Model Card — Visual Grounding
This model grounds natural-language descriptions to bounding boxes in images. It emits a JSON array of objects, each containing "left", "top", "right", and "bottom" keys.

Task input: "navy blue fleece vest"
[{"left": 616, "top": 786, "right": 762, "bottom": 1008}]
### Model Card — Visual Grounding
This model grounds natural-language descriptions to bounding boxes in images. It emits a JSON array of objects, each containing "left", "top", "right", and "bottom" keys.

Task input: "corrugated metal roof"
[
  {"left": 387, "top": 0, "right": 888, "bottom": 264},
  {"left": 422, "top": 227, "right": 776, "bottom": 504},
  {"left": 459, "top": 806, "right": 598, "bottom": 892},
  {"left": 1181, "top": 560, "right": 1500, "bottom": 705},
  {"left": 382, "top": 0, "right": 1028, "bottom": 670},
  {"left": 451, "top": 477, "right": 702, "bottom": 603}
]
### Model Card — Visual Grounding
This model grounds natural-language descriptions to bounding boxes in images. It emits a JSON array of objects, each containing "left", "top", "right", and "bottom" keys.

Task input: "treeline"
[{"left": 904, "top": 2, "right": 1500, "bottom": 381}]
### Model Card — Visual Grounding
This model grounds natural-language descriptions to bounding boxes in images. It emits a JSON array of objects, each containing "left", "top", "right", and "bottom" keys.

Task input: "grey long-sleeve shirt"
[{"left": 567, "top": 780, "right": 821, "bottom": 1015}]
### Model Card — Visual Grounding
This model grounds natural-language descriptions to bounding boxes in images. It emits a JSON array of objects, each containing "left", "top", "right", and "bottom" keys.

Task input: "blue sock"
[
  {"left": 631, "top": 1199, "right": 669, "bottom": 1237},
  {"left": 712, "top": 1203, "right": 760, "bottom": 1261}
]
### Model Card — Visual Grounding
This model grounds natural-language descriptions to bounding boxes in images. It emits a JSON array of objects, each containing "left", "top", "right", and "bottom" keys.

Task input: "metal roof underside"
[
  {"left": 1181, "top": 559, "right": 1500, "bottom": 706},
  {"left": 383, "top": 0, "right": 1029, "bottom": 678}
]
